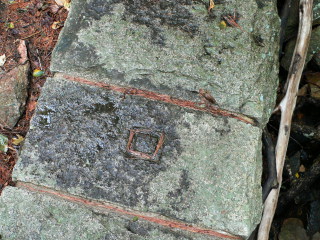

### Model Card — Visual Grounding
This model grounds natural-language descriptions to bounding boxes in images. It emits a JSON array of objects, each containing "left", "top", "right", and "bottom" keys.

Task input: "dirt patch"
[{"left": 0, "top": 0, "right": 68, "bottom": 193}]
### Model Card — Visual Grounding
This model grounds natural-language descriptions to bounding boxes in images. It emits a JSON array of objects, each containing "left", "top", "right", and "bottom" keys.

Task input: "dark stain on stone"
[
  {"left": 216, "top": 117, "right": 231, "bottom": 137},
  {"left": 253, "top": 34, "right": 265, "bottom": 47},
  {"left": 33, "top": 80, "right": 185, "bottom": 208},
  {"left": 125, "top": 222, "right": 150, "bottom": 236},
  {"left": 86, "top": 0, "right": 122, "bottom": 20},
  {"left": 166, "top": 170, "right": 194, "bottom": 213},
  {"left": 81, "top": 0, "right": 202, "bottom": 46},
  {"left": 84, "top": 102, "right": 116, "bottom": 115},
  {"left": 73, "top": 42, "right": 101, "bottom": 68},
  {"left": 122, "top": 0, "right": 200, "bottom": 45},
  {"left": 255, "top": 0, "right": 267, "bottom": 8},
  {"left": 37, "top": 107, "right": 56, "bottom": 128}
]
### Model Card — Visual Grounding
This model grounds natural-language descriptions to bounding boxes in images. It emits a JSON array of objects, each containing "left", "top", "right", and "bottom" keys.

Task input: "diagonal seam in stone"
[
  {"left": 16, "top": 181, "right": 242, "bottom": 239},
  {"left": 57, "top": 73, "right": 259, "bottom": 126}
]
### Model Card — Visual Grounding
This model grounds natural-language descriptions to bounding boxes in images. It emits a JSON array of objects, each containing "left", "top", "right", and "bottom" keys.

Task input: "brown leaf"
[
  {"left": 306, "top": 72, "right": 320, "bottom": 85},
  {"left": 55, "top": 0, "right": 64, "bottom": 6},
  {"left": 306, "top": 72, "right": 320, "bottom": 99},
  {"left": 208, "top": 0, "right": 215, "bottom": 12},
  {"left": 310, "top": 84, "right": 320, "bottom": 99},
  {"left": 297, "top": 84, "right": 308, "bottom": 97},
  {"left": 50, "top": 4, "right": 60, "bottom": 14},
  {"left": 299, "top": 165, "right": 306, "bottom": 173},
  {"left": 55, "top": 0, "right": 71, "bottom": 11},
  {"left": 51, "top": 21, "right": 62, "bottom": 30}
]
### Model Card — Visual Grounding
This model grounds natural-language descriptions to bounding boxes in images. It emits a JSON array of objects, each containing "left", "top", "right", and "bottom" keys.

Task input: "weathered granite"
[
  {"left": 50, "top": 0, "right": 280, "bottom": 125},
  {"left": 14, "top": 76, "right": 262, "bottom": 237},
  {"left": 11, "top": 0, "right": 281, "bottom": 238},
  {"left": 0, "top": 187, "right": 219, "bottom": 240},
  {"left": 0, "top": 63, "right": 29, "bottom": 128}
]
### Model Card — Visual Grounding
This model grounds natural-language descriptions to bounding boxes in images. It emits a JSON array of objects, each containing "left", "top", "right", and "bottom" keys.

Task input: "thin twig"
[
  {"left": 257, "top": 0, "right": 313, "bottom": 239},
  {"left": 20, "top": 30, "right": 42, "bottom": 40},
  {"left": 36, "top": 49, "right": 43, "bottom": 70}
]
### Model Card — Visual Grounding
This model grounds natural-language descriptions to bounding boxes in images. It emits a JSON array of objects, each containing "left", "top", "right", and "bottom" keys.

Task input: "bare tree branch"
[{"left": 257, "top": 0, "right": 313, "bottom": 239}]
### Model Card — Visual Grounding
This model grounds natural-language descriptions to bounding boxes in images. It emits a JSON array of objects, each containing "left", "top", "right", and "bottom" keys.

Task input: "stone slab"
[
  {"left": 0, "top": 187, "right": 221, "bottom": 240},
  {"left": 14, "top": 76, "right": 262, "bottom": 237},
  {"left": 50, "top": 0, "right": 280, "bottom": 124}
]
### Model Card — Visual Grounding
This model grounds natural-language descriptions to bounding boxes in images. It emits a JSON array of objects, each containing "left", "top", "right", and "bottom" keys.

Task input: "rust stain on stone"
[
  {"left": 16, "top": 181, "right": 242, "bottom": 239},
  {"left": 60, "top": 74, "right": 258, "bottom": 126}
]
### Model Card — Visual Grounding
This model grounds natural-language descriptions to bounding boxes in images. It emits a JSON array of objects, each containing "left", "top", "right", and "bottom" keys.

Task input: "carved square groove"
[{"left": 126, "top": 128, "right": 165, "bottom": 162}]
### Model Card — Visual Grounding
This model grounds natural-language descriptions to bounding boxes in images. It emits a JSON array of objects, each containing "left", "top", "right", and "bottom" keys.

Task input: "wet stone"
[
  {"left": 50, "top": 0, "right": 280, "bottom": 124},
  {"left": 14, "top": 76, "right": 262, "bottom": 238}
]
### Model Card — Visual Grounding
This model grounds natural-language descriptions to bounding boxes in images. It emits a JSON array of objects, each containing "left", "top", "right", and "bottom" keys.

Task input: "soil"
[
  {"left": 0, "top": 0, "right": 68, "bottom": 190},
  {"left": 1, "top": 0, "right": 320, "bottom": 239}
]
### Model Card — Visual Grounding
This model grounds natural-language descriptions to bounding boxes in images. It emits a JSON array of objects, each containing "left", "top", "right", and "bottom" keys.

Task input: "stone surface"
[
  {"left": 0, "top": 187, "right": 219, "bottom": 240},
  {"left": 50, "top": 0, "right": 280, "bottom": 124},
  {"left": 14, "top": 76, "right": 262, "bottom": 237},
  {"left": 281, "top": 26, "right": 320, "bottom": 71},
  {"left": 315, "top": 0, "right": 320, "bottom": 25},
  {"left": 0, "top": 63, "right": 29, "bottom": 128},
  {"left": 313, "top": 233, "right": 320, "bottom": 240},
  {"left": 312, "top": 51, "right": 320, "bottom": 70},
  {"left": 278, "top": 218, "right": 308, "bottom": 240},
  {"left": 11, "top": 0, "right": 282, "bottom": 238}
]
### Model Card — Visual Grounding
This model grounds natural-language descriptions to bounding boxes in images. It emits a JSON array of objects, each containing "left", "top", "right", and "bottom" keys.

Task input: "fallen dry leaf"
[
  {"left": 50, "top": 4, "right": 60, "bottom": 14},
  {"left": 55, "top": 0, "right": 70, "bottom": 11},
  {"left": 297, "top": 84, "right": 308, "bottom": 97},
  {"left": 208, "top": 0, "right": 215, "bottom": 12},
  {"left": 52, "top": 21, "right": 62, "bottom": 29},
  {"left": 0, "top": 54, "right": 6, "bottom": 67},
  {"left": 299, "top": 164, "right": 306, "bottom": 173},
  {"left": 12, "top": 135, "right": 24, "bottom": 145},
  {"left": 305, "top": 72, "right": 320, "bottom": 99},
  {"left": 305, "top": 72, "right": 320, "bottom": 85},
  {"left": 64, "top": 0, "right": 71, "bottom": 11},
  {"left": 54, "top": 0, "right": 64, "bottom": 6}
]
